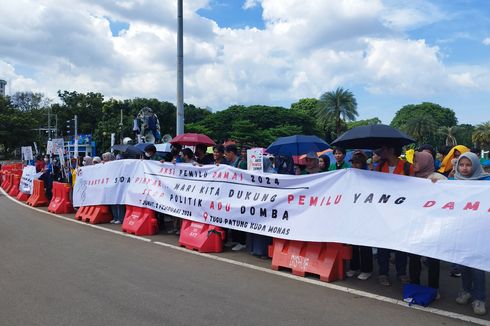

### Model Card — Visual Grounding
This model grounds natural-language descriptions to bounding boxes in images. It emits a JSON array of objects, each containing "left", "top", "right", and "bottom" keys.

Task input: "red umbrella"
[{"left": 170, "top": 133, "right": 216, "bottom": 146}]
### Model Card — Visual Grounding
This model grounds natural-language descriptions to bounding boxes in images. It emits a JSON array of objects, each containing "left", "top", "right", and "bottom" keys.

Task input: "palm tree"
[
  {"left": 402, "top": 116, "right": 438, "bottom": 145},
  {"left": 316, "top": 87, "right": 358, "bottom": 138},
  {"left": 438, "top": 126, "right": 458, "bottom": 147},
  {"left": 472, "top": 122, "right": 490, "bottom": 149}
]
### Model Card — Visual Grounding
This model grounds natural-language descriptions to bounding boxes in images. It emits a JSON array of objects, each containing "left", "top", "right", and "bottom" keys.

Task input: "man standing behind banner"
[{"left": 376, "top": 144, "right": 413, "bottom": 287}]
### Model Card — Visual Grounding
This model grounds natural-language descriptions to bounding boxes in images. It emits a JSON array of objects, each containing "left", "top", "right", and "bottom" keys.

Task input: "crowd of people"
[{"left": 25, "top": 140, "right": 490, "bottom": 315}]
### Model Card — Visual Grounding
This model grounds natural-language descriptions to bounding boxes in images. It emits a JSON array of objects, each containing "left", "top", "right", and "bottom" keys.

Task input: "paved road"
[{"left": 0, "top": 193, "right": 481, "bottom": 326}]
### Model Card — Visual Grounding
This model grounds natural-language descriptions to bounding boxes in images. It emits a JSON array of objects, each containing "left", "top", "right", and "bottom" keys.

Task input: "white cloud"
[
  {"left": 483, "top": 38, "right": 490, "bottom": 46},
  {"left": 242, "top": 0, "right": 259, "bottom": 10},
  {"left": 0, "top": 0, "right": 489, "bottom": 124}
]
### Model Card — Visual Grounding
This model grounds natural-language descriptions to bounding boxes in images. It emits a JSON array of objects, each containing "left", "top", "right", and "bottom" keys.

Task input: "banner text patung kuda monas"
[{"left": 73, "top": 160, "right": 490, "bottom": 271}]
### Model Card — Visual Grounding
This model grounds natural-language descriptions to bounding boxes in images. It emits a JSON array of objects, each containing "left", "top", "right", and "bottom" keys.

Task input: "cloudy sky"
[{"left": 1, "top": 0, "right": 489, "bottom": 124}]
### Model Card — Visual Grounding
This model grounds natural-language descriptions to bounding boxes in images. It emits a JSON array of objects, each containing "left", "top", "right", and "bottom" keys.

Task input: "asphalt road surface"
[{"left": 0, "top": 193, "right": 483, "bottom": 326}]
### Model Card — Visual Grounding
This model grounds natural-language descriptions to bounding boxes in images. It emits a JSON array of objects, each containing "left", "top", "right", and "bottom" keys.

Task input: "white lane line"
[
  {"left": 0, "top": 190, "right": 151, "bottom": 243},
  {"left": 1, "top": 188, "right": 488, "bottom": 326}
]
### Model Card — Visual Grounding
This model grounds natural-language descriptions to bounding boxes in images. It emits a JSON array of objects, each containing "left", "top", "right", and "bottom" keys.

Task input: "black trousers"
[
  {"left": 409, "top": 254, "right": 440, "bottom": 289},
  {"left": 350, "top": 245, "right": 373, "bottom": 273}
]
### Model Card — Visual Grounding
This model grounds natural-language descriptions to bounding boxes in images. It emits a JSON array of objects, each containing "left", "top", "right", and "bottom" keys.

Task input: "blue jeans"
[
  {"left": 461, "top": 266, "right": 486, "bottom": 301},
  {"left": 377, "top": 248, "right": 407, "bottom": 277}
]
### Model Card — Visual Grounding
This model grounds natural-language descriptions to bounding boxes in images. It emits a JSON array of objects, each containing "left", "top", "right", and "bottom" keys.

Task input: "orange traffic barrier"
[
  {"left": 48, "top": 182, "right": 74, "bottom": 214},
  {"left": 75, "top": 205, "right": 112, "bottom": 224},
  {"left": 26, "top": 179, "right": 49, "bottom": 207},
  {"left": 8, "top": 175, "right": 21, "bottom": 197},
  {"left": 2, "top": 171, "right": 12, "bottom": 190},
  {"left": 3, "top": 173, "right": 14, "bottom": 192},
  {"left": 16, "top": 191, "right": 30, "bottom": 201},
  {"left": 122, "top": 205, "right": 158, "bottom": 236},
  {"left": 178, "top": 220, "right": 225, "bottom": 253},
  {"left": 271, "top": 239, "right": 352, "bottom": 282}
]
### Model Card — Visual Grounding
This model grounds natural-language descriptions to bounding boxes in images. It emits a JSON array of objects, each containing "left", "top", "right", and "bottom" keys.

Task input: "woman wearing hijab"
[
  {"left": 408, "top": 151, "right": 447, "bottom": 298},
  {"left": 452, "top": 152, "right": 489, "bottom": 315}
]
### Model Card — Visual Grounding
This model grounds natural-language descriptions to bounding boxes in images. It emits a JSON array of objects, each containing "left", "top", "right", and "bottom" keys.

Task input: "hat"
[{"left": 305, "top": 151, "right": 318, "bottom": 159}]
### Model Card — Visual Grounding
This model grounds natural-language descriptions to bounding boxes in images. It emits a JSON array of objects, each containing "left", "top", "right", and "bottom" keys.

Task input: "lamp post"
[{"left": 176, "top": 0, "right": 184, "bottom": 135}]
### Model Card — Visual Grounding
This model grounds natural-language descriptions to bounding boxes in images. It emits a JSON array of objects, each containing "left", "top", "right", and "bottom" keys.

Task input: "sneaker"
[
  {"left": 378, "top": 275, "right": 391, "bottom": 286},
  {"left": 456, "top": 291, "right": 472, "bottom": 305},
  {"left": 224, "top": 241, "right": 237, "bottom": 248},
  {"left": 399, "top": 275, "right": 410, "bottom": 284},
  {"left": 435, "top": 291, "right": 441, "bottom": 300},
  {"left": 109, "top": 220, "right": 116, "bottom": 224},
  {"left": 231, "top": 243, "right": 246, "bottom": 251},
  {"left": 166, "top": 229, "right": 176, "bottom": 234},
  {"left": 450, "top": 270, "right": 462, "bottom": 277},
  {"left": 358, "top": 272, "right": 372, "bottom": 281},
  {"left": 113, "top": 220, "right": 122, "bottom": 225},
  {"left": 175, "top": 230, "right": 180, "bottom": 235},
  {"left": 472, "top": 300, "right": 487, "bottom": 315},
  {"left": 346, "top": 270, "right": 359, "bottom": 277}
]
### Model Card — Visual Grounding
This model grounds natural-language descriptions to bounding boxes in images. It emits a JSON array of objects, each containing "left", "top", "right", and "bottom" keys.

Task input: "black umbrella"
[
  {"left": 111, "top": 144, "right": 144, "bottom": 157},
  {"left": 331, "top": 124, "right": 415, "bottom": 149}
]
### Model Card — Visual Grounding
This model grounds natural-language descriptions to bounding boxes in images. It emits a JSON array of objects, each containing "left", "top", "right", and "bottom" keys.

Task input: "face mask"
[
  {"left": 44, "top": 158, "right": 49, "bottom": 163},
  {"left": 145, "top": 152, "right": 151, "bottom": 158}
]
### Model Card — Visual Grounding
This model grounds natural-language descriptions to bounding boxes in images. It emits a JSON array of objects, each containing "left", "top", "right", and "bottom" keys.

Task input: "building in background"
[{"left": 0, "top": 80, "right": 6, "bottom": 97}]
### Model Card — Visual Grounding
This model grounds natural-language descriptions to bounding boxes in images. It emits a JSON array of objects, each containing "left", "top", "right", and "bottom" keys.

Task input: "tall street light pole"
[{"left": 176, "top": 0, "right": 184, "bottom": 135}]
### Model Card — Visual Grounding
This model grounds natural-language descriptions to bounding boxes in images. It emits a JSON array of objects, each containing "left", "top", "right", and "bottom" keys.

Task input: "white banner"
[
  {"left": 19, "top": 166, "right": 42, "bottom": 194},
  {"left": 73, "top": 160, "right": 490, "bottom": 271},
  {"left": 21, "top": 146, "right": 33, "bottom": 161}
]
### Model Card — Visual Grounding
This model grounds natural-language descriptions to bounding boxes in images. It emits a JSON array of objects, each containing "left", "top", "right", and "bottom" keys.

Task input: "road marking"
[{"left": 1, "top": 188, "right": 489, "bottom": 326}]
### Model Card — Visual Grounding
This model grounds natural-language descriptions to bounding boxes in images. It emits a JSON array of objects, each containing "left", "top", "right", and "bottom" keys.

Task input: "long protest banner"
[{"left": 73, "top": 160, "right": 490, "bottom": 271}]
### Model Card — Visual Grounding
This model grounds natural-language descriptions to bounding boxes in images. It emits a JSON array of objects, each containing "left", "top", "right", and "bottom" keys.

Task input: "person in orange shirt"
[{"left": 376, "top": 144, "right": 413, "bottom": 286}]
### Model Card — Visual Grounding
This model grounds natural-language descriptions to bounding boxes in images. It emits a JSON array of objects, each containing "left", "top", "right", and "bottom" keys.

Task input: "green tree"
[
  {"left": 438, "top": 126, "right": 458, "bottom": 147},
  {"left": 347, "top": 117, "right": 381, "bottom": 129},
  {"left": 187, "top": 105, "right": 317, "bottom": 147},
  {"left": 472, "top": 122, "right": 490, "bottom": 149},
  {"left": 316, "top": 87, "right": 358, "bottom": 139},
  {"left": 453, "top": 124, "right": 475, "bottom": 148},
  {"left": 0, "top": 96, "right": 39, "bottom": 158},
  {"left": 391, "top": 102, "right": 457, "bottom": 130},
  {"left": 401, "top": 116, "right": 438, "bottom": 144},
  {"left": 290, "top": 98, "right": 319, "bottom": 112}
]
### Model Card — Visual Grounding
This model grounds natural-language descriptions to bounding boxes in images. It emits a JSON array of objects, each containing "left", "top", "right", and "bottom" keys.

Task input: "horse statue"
[{"left": 137, "top": 107, "right": 161, "bottom": 143}]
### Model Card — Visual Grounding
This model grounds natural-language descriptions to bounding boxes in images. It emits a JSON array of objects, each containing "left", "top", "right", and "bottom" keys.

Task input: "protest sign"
[
  {"left": 247, "top": 148, "right": 263, "bottom": 172},
  {"left": 21, "top": 146, "right": 33, "bottom": 161}
]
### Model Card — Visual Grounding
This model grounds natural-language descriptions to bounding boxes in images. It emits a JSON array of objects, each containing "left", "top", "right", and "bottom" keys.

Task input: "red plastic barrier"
[
  {"left": 75, "top": 205, "right": 112, "bottom": 224},
  {"left": 178, "top": 220, "right": 225, "bottom": 253},
  {"left": 1, "top": 171, "right": 12, "bottom": 190},
  {"left": 48, "top": 182, "right": 74, "bottom": 214},
  {"left": 26, "top": 179, "right": 49, "bottom": 207},
  {"left": 122, "top": 205, "right": 158, "bottom": 236},
  {"left": 4, "top": 173, "right": 14, "bottom": 192},
  {"left": 8, "top": 175, "right": 21, "bottom": 197},
  {"left": 16, "top": 191, "right": 30, "bottom": 201},
  {"left": 271, "top": 239, "right": 352, "bottom": 282}
]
